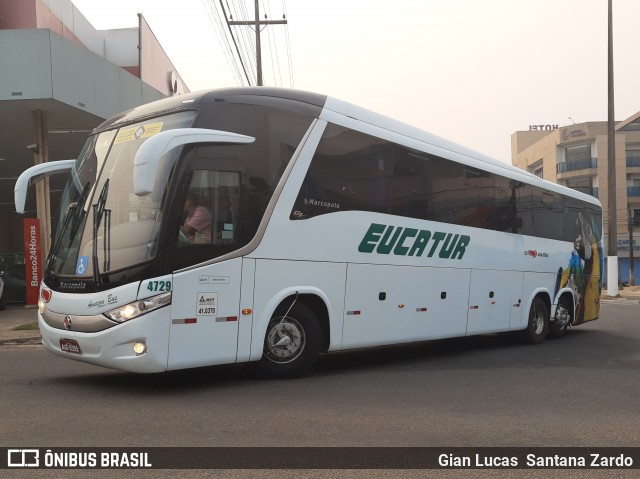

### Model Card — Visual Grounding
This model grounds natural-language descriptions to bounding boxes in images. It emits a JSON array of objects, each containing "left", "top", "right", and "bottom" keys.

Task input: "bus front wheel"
[
  {"left": 253, "top": 302, "right": 322, "bottom": 379},
  {"left": 523, "top": 297, "right": 549, "bottom": 344}
]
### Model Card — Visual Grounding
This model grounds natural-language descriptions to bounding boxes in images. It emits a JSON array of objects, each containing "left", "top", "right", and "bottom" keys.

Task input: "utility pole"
[
  {"left": 228, "top": 0, "right": 287, "bottom": 86},
  {"left": 629, "top": 208, "right": 635, "bottom": 286},
  {"left": 607, "top": 0, "right": 618, "bottom": 295}
]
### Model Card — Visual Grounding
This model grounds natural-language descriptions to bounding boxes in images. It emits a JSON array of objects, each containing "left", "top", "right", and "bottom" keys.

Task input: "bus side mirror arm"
[
  {"left": 14, "top": 159, "right": 76, "bottom": 214},
  {"left": 133, "top": 128, "right": 255, "bottom": 196}
]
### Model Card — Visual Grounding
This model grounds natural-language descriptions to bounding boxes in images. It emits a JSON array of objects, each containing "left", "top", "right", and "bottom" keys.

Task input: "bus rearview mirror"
[{"left": 133, "top": 128, "right": 255, "bottom": 196}]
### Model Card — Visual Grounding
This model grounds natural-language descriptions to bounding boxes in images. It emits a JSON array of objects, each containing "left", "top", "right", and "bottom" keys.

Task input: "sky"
[{"left": 71, "top": 0, "right": 640, "bottom": 164}]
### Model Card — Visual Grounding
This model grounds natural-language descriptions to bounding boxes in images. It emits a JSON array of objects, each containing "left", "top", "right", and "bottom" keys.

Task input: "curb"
[{"left": 0, "top": 336, "right": 42, "bottom": 346}]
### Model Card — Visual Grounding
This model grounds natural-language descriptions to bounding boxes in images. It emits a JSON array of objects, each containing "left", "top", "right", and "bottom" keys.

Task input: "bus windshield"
[{"left": 49, "top": 111, "right": 197, "bottom": 279}]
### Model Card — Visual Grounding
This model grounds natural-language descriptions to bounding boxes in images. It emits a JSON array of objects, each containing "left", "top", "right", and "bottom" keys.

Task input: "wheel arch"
[
  {"left": 250, "top": 287, "right": 332, "bottom": 361},
  {"left": 523, "top": 288, "right": 552, "bottom": 331},
  {"left": 552, "top": 288, "right": 575, "bottom": 324}
]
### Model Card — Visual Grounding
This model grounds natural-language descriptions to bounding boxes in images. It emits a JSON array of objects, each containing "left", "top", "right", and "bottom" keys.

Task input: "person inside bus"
[{"left": 180, "top": 192, "right": 212, "bottom": 244}]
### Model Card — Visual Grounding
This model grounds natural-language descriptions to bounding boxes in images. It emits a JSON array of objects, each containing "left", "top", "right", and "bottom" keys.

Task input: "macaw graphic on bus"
[{"left": 555, "top": 211, "right": 604, "bottom": 324}]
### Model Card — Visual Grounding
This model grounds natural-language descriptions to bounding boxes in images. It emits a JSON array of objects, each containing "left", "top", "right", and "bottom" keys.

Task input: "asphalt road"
[{"left": 1, "top": 300, "right": 639, "bottom": 479}]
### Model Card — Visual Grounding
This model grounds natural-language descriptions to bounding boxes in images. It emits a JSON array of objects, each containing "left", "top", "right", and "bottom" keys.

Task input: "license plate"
[{"left": 60, "top": 339, "right": 81, "bottom": 354}]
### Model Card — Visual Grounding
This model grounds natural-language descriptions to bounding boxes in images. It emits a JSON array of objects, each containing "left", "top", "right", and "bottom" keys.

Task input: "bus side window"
[
  {"left": 179, "top": 170, "right": 240, "bottom": 246},
  {"left": 386, "top": 147, "right": 430, "bottom": 220},
  {"left": 513, "top": 182, "right": 532, "bottom": 235},
  {"left": 532, "top": 189, "right": 563, "bottom": 241},
  {"left": 494, "top": 176, "right": 517, "bottom": 233},
  {"left": 291, "top": 124, "right": 386, "bottom": 220}
]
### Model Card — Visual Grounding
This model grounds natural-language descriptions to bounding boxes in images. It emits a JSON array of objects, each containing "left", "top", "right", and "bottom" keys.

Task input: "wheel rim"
[
  {"left": 555, "top": 305, "right": 570, "bottom": 329},
  {"left": 264, "top": 316, "right": 306, "bottom": 364},
  {"left": 532, "top": 304, "right": 545, "bottom": 335}
]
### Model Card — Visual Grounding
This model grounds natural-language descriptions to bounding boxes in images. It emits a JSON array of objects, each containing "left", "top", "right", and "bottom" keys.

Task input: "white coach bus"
[{"left": 15, "top": 88, "right": 603, "bottom": 378}]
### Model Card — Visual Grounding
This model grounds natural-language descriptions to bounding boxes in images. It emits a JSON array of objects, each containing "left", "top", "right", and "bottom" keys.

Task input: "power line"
[
  {"left": 201, "top": 0, "right": 246, "bottom": 85},
  {"left": 218, "top": 0, "right": 252, "bottom": 85},
  {"left": 281, "top": 0, "right": 294, "bottom": 87},
  {"left": 262, "top": 0, "right": 277, "bottom": 85},
  {"left": 228, "top": 0, "right": 287, "bottom": 86},
  {"left": 203, "top": 0, "right": 293, "bottom": 87},
  {"left": 262, "top": 0, "right": 283, "bottom": 87},
  {"left": 230, "top": 0, "right": 258, "bottom": 84}
]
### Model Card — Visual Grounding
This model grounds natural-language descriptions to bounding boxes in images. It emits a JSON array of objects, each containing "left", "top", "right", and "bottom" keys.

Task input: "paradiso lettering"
[{"left": 358, "top": 223, "right": 470, "bottom": 259}]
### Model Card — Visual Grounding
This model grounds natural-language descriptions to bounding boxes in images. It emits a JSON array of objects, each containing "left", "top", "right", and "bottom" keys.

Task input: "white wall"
[{"left": 41, "top": 0, "right": 137, "bottom": 67}]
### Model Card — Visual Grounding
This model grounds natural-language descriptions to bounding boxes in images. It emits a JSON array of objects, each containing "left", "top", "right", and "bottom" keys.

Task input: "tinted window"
[
  {"left": 291, "top": 125, "right": 387, "bottom": 218},
  {"left": 179, "top": 170, "right": 240, "bottom": 246},
  {"left": 494, "top": 175, "right": 517, "bottom": 233},
  {"left": 386, "top": 146, "right": 429, "bottom": 220},
  {"left": 531, "top": 188, "right": 563, "bottom": 241},
  {"left": 291, "top": 123, "right": 602, "bottom": 244}
]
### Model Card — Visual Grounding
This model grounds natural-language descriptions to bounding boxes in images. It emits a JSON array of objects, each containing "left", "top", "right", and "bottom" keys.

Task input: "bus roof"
[{"left": 94, "top": 87, "right": 326, "bottom": 132}]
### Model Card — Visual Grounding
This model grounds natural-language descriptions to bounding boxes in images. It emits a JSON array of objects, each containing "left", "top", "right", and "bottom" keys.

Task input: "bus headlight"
[{"left": 104, "top": 292, "right": 172, "bottom": 323}]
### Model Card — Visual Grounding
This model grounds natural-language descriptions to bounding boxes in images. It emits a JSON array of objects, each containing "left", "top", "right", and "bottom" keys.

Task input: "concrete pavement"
[
  {"left": 0, "top": 287, "right": 638, "bottom": 345},
  {"left": 0, "top": 304, "right": 40, "bottom": 344}
]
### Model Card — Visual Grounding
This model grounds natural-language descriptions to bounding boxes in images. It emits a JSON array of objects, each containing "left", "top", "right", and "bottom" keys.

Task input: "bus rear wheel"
[
  {"left": 523, "top": 297, "right": 549, "bottom": 344},
  {"left": 252, "top": 302, "right": 322, "bottom": 379}
]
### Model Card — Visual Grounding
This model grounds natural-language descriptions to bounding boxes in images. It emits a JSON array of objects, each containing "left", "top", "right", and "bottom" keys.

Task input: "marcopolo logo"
[
  {"left": 358, "top": 223, "right": 470, "bottom": 260},
  {"left": 303, "top": 197, "right": 340, "bottom": 210}
]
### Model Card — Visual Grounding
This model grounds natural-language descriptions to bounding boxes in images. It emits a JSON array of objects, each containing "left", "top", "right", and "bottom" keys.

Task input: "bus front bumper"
[{"left": 38, "top": 308, "right": 171, "bottom": 373}]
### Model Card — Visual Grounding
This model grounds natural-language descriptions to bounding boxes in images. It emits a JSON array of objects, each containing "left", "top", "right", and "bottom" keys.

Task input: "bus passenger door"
[
  {"left": 466, "top": 269, "right": 524, "bottom": 335},
  {"left": 168, "top": 258, "right": 242, "bottom": 370},
  {"left": 166, "top": 157, "right": 246, "bottom": 370}
]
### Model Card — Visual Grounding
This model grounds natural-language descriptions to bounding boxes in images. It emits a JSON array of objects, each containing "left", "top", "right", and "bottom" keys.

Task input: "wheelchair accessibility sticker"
[{"left": 76, "top": 256, "right": 88, "bottom": 275}]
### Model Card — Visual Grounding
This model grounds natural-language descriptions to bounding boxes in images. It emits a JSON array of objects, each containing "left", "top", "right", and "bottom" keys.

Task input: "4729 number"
[{"left": 147, "top": 280, "right": 172, "bottom": 292}]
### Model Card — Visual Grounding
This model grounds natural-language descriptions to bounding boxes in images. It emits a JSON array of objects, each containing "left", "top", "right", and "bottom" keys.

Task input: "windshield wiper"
[
  {"left": 45, "top": 181, "right": 91, "bottom": 276},
  {"left": 92, "top": 179, "right": 111, "bottom": 285},
  {"left": 67, "top": 182, "right": 91, "bottom": 248}
]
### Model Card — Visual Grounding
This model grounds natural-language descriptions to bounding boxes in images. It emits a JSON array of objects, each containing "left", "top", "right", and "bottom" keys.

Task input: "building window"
[
  {"left": 566, "top": 144, "right": 591, "bottom": 163},
  {"left": 564, "top": 177, "right": 596, "bottom": 197},
  {"left": 626, "top": 145, "right": 640, "bottom": 168},
  {"left": 528, "top": 159, "right": 543, "bottom": 178},
  {"left": 628, "top": 175, "right": 640, "bottom": 197}
]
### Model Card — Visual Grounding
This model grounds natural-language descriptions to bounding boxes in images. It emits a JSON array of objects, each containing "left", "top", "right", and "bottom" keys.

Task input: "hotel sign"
[
  {"left": 561, "top": 128, "right": 587, "bottom": 142},
  {"left": 529, "top": 124, "right": 559, "bottom": 131}
]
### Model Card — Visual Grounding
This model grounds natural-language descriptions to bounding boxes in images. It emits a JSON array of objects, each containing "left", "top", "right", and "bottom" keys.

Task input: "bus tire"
[
  {"left": 252, "top": 302, "right": 322, "bottom": 379},
  {"left": 549, "top": 297, "right": 571, "bottom": 339},
  {"left": 523, "top": 297, "right": 549, "bottom": 344}
]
